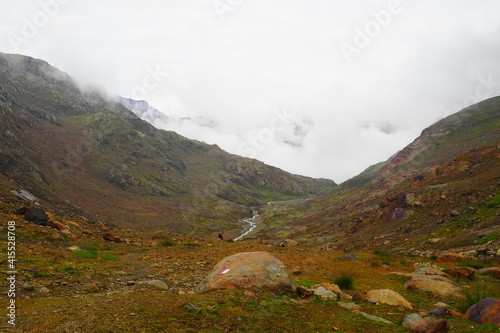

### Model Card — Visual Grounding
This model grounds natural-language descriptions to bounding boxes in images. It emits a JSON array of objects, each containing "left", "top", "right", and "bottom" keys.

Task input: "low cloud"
[{"left": 1, "top": 0, "right": 500, "bottom": 182}]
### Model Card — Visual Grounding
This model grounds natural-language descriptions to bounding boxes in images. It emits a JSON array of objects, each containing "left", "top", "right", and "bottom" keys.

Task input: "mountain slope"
[
  {"left": 0, "top": 53, "right": 335, "bottom": 234},
  {"left": 257, "top": 97, "right": 500, "bottom": 251}
]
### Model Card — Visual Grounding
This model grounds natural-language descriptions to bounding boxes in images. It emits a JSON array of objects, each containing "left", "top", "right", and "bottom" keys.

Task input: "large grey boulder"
[{"left": 195, "top": 252, "right": 292, "bottom": 293}]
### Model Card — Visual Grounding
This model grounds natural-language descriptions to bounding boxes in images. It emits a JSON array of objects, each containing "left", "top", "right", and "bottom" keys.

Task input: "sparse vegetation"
[{"left": 334, "top": 274, "right": 355, "bottom": 290}]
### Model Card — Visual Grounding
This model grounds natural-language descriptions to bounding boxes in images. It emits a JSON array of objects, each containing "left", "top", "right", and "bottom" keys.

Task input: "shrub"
[
  {"left": 183, "top": 242, "right": 200, "bottom": 248},
  {"left": 334, "top": 274, "right": 355, "bottom": 290},
  {"left": 372, "top": 250, "right": 387, "bottom": 256},
  {"left": 370, "top": 261, "right": 381, "bottom": 267},
  {"left": 161, "top": 240, "right": 174, "bottom": 247}
]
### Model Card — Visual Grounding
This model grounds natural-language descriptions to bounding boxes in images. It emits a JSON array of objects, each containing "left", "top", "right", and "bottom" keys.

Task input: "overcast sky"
[{"left": 1, "top": 0, "right": 499, "bottom": 183}]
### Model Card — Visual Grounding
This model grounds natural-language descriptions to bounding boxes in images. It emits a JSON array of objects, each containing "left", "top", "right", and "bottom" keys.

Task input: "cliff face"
[{"left": 0, "top": 53, "right": 335, "bottom": 233}]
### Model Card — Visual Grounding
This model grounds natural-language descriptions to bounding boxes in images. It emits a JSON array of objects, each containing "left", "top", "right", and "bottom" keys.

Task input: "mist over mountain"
[{"left": 0, "top": 52, "right": 335, "bottom": 234}]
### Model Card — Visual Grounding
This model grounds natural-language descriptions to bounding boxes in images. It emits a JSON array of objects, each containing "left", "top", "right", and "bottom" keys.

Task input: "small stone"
[
  {"left": 126, "top": 281, "right": 136, "bottom": 286},
  {"left": 22, "top": 283, "right": 34, "bottom": 291},
  {"left": 314, "top": 287, "right": 337, "bottom": 300},
  {"left": 339, "top": 292, "right": 353, "bottom": 300},
  {"left": 450, "top": 210, "right": 460, "bottom": 217},
  {"left": 91, "top": 282, "right": 100, "bottom": 290},
  {"left": 185, "top": 303, "right": 202, "bottom": 314},
  {"left": 336, "top": 252, "right": 358, "bottom": 261},
  {"left": 360, "top": 312, "right": 392, "bottom": 324},
  {"left": 367, "top": 298, "right": 379, "bottom": 305},
  {"left": 403, "top": 313, "right": 422, "bottom": 329},
  {"left": 139, "top": 280, "right": 170, "bottom": 290},
  {"left": 436, "top": 253, "right": 467, "bottom": 263},
  {"left": 443, "top": 267, "right": 476, "bottom": 281},
  {"left": 39, "top": 287, "right": 50, "bottom": 294},
  {"left": 433, "top": 302, "right": 450, "bottom": 308},
  {"left": 428, "top": 307, "right": 452, "bottom": 316},
  {"left": 337, "top": 302, "right": 361, "bottom": 314},
  {"left": 178, "top": 290, "right": 186, "bottom": 295},
  {"left": 243, "top": 290, "right": 255, "bottom": 297},
  {"left": 410, "top": 317, "right": 449, "bottom": 333}
]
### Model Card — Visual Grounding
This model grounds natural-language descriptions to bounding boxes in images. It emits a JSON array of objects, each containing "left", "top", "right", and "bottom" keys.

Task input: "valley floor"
[{"left": 1, "top": 224, "right": 499, "bottom": 333}]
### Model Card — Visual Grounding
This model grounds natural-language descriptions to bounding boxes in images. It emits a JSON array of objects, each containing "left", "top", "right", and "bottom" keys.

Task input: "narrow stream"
[{"left": 234, "top": 208, "right": 259, "bottom": 241}]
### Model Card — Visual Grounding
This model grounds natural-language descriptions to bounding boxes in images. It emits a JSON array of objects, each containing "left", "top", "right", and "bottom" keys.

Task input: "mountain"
[
  {"left": 116, "top": 96, "right": 172, "bottom": 126},
  {"left": 256, "top": 97, "right": 500, "bottom": 252},
  {"left": 0, "top": 53, "right": 335, "bottom": 234}
]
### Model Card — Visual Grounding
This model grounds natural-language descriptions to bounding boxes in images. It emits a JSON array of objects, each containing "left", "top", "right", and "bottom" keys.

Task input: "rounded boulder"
[{"left": 195, "top": 251, "right": 292, "bottom": 293}]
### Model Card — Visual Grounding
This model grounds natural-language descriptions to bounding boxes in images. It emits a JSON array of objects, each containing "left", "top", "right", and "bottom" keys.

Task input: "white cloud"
[{"left": 1, "top": 0, "right": 499, "bottom": 182}]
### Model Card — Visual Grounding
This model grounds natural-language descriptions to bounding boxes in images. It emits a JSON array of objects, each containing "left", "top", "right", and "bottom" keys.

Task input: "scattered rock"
[
  {"left": 47, "top": 220, "right": 68, "bottom": 231},
  {"left": 360, "top": 312, "right": 392, "bottom": 324},
  {"left": 103, "top": 232, "right": 118, "bottom": 242},
  {"left": 185, "top": 304, "right": 202, "bottom": 314},
  {"left": 450, "top": 210, "right": 460, "bottom": 217},
  {"left": 365, "top": 289, "right": 413, "bottom": 309},
  {"left": 404, "top": 275, "right": 463, "bottom": 299},
  {"left": 338, "top": 302, "right": 361, "bottom": 314},
  {"left": 443, "top": 267, "right": 475, "bottom": 281},
  {"left": 194, "top": 252, "right": 292, "bottom": 293},
  {"left": 243, "top": 290, "right": 255, "bottom": 297},
  {"left": 433, "top": 302, "right": 450, "bottom": 308},
  {"left": 13, "top": 207, "right": 29, "bottom": 215},
  {"left": 410, "top": 317, "right": 449, "bottom": 333},
  {"left": 403, "top": 313, "right": 422, "bottom": 329},
  {"left": 314, "top": 287, "right": 337, "bottom": 300},
  {"left": 428, "top": 307, "right": 452, "bottom": 316},
  {"left": 139, "top": 280, "right": 170, "bottom": 290},
  {"left": 39, "top": 287, "right": 50, "bottom": 294},
  {"left": 282, "top": 239, "right": 298, "bottom": 246},
  {"left": 436, "top": 253, "right": 467, "bottom": 263},
  {"left": 22, "top": 283, "right": 34, "bottom": 291},
  {"left": 25, "top": 208, "right": 49, "bottom": 226},
  {"left": 295, "top": 285, "right": 315, "bottom": 298},
  {"left": 477, "top": 267, "right": 500, "bottom": 279},
  {"left": 312, "top": 283, "right": 341, "bottom": 295},
  {"left": 339, "top": 292, "right": 353, "bottom": 300},
  {"left": 414, "top": 266, "right": 448, "bottom": 277},
  {"left": 336, "top": 252, "right": 358, "bottom": 261},
  {"left": 465, "top": 297, "right": 500, "bottom": 326}
]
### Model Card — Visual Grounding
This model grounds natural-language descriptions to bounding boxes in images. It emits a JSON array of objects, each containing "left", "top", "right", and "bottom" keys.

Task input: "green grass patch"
[
  {"left": 74, "top": 250, "right": 99, "bottom": 259},
  {"left": 475, "top": 233, "right": 499, "bottom": 245},
  {"left": 296, "top": 280, "right": 317, "bottom": 288},
  {"left": 160, "top": 240, "right": 174, "bottom": 247},
  {"left": 73, "top": 249, "right": 118, "bottom": 261}
]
